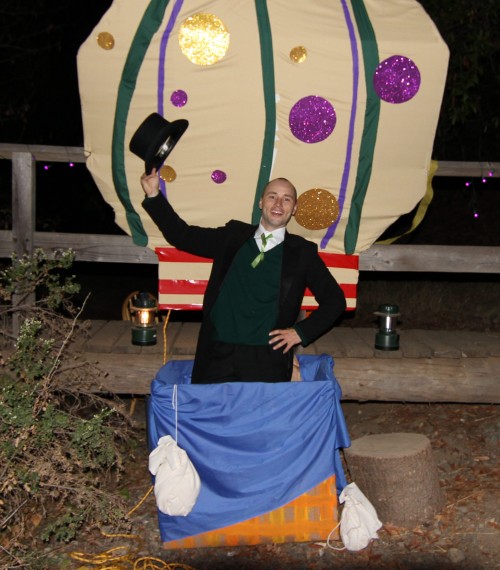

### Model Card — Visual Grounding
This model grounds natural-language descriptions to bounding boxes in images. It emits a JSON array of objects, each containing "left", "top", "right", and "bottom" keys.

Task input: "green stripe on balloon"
[
  {"left": 252, "top": 0, "right": 276, "bottom": 225},
  {"left": 344, "top": 0, "right": 380, "bottom": 254},
  {"left": 112, "top": 0, "right": 172, "bottom": 247}
]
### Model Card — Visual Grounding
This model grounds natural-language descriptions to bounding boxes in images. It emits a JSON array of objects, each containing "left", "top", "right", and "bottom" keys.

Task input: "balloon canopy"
[{"left": 77, "top": 0, "right": 448, "bottom": 310}]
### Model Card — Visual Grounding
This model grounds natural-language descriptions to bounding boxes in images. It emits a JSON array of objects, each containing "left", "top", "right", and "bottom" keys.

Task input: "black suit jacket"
[{"left": 143, "top": 193, "right": 346, "bottom": 381}]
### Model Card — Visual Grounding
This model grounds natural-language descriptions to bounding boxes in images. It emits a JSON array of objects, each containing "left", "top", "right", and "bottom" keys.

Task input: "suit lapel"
[{"left": 219, "top": 223, "right": 257, "bottom": 282}]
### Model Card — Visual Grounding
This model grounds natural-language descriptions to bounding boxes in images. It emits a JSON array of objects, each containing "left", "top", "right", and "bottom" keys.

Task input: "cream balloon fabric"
[{"left": 77, "top": 0, "right": 449, "bottom": 309}]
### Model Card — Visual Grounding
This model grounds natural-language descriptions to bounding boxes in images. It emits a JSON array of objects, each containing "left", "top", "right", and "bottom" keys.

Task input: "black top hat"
[{"left": 129, "top": 113, "right": 189, "bottom": 174}]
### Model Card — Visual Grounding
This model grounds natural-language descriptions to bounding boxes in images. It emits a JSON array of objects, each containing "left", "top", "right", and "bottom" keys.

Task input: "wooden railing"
[{"left": 1, "top": 143, "right": 499, "bottom": 274}]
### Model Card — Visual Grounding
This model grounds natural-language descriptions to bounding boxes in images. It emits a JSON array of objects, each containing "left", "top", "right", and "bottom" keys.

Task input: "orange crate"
[{"left": 163, "top": 475, "right": 338, "bottom": 549}]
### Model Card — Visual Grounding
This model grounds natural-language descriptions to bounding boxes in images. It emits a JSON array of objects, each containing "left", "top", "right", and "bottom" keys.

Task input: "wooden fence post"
[{"left": 11, "top": 151, "right": 36, "bottom": 335}]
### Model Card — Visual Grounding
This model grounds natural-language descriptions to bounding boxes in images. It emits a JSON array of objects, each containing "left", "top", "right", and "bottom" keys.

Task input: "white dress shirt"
[{"left": 254, "top": 223, "right": 286, "bottom": 252}]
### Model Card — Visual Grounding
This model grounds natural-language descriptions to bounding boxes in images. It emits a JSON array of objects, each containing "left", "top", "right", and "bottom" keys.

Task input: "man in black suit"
[{"left": 141, "top": 173, "right": 346, "bottom": 383}]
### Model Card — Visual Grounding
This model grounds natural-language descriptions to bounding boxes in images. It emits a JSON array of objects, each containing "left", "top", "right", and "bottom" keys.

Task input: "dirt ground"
[{"left": 50, "top": 399, "right": 499, "bottom": 570}]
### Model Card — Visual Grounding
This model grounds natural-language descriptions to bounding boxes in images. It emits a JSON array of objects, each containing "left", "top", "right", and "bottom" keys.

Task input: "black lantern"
[
  {"left": 129, "top": 292, "right": 158, "bottom": 346},
  {"left": 374, "top": 303, "right": 400, "bottom": 351}
]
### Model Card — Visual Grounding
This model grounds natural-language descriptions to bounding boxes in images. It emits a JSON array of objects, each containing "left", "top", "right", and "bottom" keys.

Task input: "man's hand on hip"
[{"left": 269, "top": 328, "right": 301, "bottom": 353}]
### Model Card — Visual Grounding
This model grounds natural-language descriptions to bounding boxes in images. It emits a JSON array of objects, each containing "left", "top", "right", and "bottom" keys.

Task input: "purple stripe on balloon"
[
  {"left": 157, "top": 0, "right": 184, "bottom": 196},
  {"left": 321, "top": 0, "right": 359, "bottom": 249}
]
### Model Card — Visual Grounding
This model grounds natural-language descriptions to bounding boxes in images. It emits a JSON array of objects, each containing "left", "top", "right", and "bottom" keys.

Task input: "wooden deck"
[{"left": 72, "top": 321, "right": 500, "bottom": 403}]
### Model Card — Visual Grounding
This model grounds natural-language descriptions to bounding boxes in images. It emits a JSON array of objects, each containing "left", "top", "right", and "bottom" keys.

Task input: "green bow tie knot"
[{"left": 251, "top": 232, "right": 273, "bottom": 268}]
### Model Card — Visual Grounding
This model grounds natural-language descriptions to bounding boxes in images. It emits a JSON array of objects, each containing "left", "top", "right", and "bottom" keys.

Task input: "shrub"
[{"left": 0, "top": 249, "right": 137, "bottom": 567}]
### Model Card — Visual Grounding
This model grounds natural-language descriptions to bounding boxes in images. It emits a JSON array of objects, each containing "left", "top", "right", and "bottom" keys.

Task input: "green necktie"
[{"left": 251, "top": 232, "right": 273, "bottom": 268}]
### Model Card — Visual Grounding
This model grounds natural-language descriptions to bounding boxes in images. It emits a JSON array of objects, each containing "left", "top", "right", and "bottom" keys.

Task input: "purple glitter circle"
[
  {"left": 211, "top": 170, "right": 227, "bottom": 184},
  {"left": 170, "top": 90, "right": 188, "bottom": 108},
  {"left": 289, "top": 96, "right": 336, "bottom": 143},
  {"left": 373, "top": 55, "right": 421, "bottom": 104}
]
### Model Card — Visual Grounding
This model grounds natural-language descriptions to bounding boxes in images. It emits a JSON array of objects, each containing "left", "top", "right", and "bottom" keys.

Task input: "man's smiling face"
[{"left": 259, "top": 179, "right": 298, "bottom": 231}]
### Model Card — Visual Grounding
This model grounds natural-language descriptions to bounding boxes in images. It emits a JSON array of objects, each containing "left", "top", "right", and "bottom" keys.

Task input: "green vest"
[{"left": 210, "top": 238, "right": 284, "bottom": 345}]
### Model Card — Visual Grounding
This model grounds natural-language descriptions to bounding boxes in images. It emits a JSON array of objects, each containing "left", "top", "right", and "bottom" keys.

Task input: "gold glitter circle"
[
  {"left": 159, "top": 165, "right": 177, "bottom": 183},
  {"left": 97, "top": 32, "right": 115, "bottom": 50},
  {"left": 295, "top": 188, "right": 339, "bottom": 230},
  {"left": 290, "top": 46, "right": 307, "bottom": 63},
  {"left": 178, "top": 13, "right": 230, "bottom": 66}
]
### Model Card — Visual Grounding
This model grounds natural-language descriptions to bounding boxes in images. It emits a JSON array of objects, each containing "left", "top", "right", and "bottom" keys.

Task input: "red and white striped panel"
[{"left": 156, "top": 247, "right": 358, "bottom": 311}]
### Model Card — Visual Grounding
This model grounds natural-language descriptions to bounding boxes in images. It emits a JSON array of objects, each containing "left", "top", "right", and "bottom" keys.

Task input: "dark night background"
[{"left": 1, "top": 0, "right": 499, "bottom": 321}]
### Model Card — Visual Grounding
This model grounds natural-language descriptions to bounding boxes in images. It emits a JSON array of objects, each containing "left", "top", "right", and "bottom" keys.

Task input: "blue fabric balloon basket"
[{"left": 147, "top": 353, "right": 351, "bottom": 547}]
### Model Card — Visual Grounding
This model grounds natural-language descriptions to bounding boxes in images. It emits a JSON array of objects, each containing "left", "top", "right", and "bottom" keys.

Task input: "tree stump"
[{"left": 344, "top": 433, "right": 444, "bottom": 528}]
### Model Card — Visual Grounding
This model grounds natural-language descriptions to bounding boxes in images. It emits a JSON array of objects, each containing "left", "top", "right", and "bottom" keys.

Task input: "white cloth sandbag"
[
  {"left": 338, "top": 482, "right": 383, "bottom": 551},
  {"left": 148, "top": 435, "right": 201, "bottom": 516}
]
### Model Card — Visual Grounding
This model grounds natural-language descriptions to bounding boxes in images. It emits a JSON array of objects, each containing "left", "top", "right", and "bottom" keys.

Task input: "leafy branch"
[{"left": 0, "top": 248, "right": 140, "bottom": 567}]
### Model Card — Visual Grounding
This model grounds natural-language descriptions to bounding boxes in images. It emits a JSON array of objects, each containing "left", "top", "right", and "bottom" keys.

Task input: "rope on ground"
[
  {"left": 69, "top": 531, "right": 141, "bottom": 567},
  {"left": 133, "top": 562, "right": 196, "bottom": 570},
  {"left": 162, "top": 309, "right": 172, "bottom": 365},
  {"left": 69, "top": 529, "right": 197, "bottom": 569},
  {"left": 126, "top": 485, "right": 153, "bottom": 517}
]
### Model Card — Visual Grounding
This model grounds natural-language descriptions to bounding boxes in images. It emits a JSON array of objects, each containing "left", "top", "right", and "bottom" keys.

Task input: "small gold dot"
[
  {"left": 160, "top": 165, "right": 177, "bottom": 183},
  {"left": 97, "top": 32, "right": 115, "bottom": 50},
  {"left": 290, "top": 46, "right": 307, "bottom": 64}
]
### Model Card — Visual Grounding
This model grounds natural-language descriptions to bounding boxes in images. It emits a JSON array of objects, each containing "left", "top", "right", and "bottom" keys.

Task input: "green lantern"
[
  {"left": 374, "top": 304, "right": 400, "bottom": 351},
  {"left": 130, "top": 291, "right": 158, "bottom": 346}
]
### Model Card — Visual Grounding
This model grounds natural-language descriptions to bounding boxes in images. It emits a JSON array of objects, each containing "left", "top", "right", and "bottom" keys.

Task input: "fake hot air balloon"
[{"left": 77, "top": 0, "right": 449, "bottom": 310}]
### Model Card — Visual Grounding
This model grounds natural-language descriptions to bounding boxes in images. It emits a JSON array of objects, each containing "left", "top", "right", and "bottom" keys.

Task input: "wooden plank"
[
  {"left": 34, "top": 232, "right": 157, "bottom": 264},
  {"left": 0, "top": 143, "right": 86, "bottom": 163},
  {"left": 82, "top": 351, "right": 165, "bottom": 394},
  {"left": 2, "top": 230, "right": 500, "bottom": 275},
  {"left": 171, "top": 322, "right": 200, "bottom": 355},
  {"left": 351, "top": 328, "right": 405, "bottom": 359},
  {"left": 1, "top": 146, "right": 496, "bottom": 175},
  {"left": 0, "top": 229, "right": 158, "bottom": 263},
  {"left": 12, "top": 152, "right": 35, "bottom": 257},
  {"left": 159, "top": 321, "right": 182, "bottom": 356},
  {"left": 314, "top": 328, "right": 347, "bottom": 357},
  {"left": 141, "top": 340, "right": 167, "bottom": 359},
  {"left": 435, "top": 330, "right": 500, "bottom": 358},
  {"left": 84, "top": 351, "right": 500, "bottom": 402},
  {"left": 111, "top": 324, "right": 143, "bottom": 354},
  {"left": 72, "top": 324, "right": 499, "bottom": 401},
  {"left": 11, "top": 152, "right": 36, "bottom": 335},
  {"left": 434, "top": 160, "right": 500, "bottom": 177},
  {"left": 359, "top": 244, "right": 500, "bottom": 274},
  {"left": 322, "top": 327, "right": 374, "bottom": 358},
  {"left": 84, "top": 321, "right": 130, "bottom": 353},
  {"left": 399, "top": 329, "right": 434, "bottom": 358},
  {"left": 334, "top": 357, "right": 500, "bottom": 403},
  {"left": 295, "top": 343, "right": 317, "bottom": 356},
  {"left": 409, "top": 330, "right": 463, "bottom": 358},
  {"left": 76, "top": 322, "right": 496, "bottom": 361},
  {"left": 72, "top": 320, "right": 108, "bottom": 351}
]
